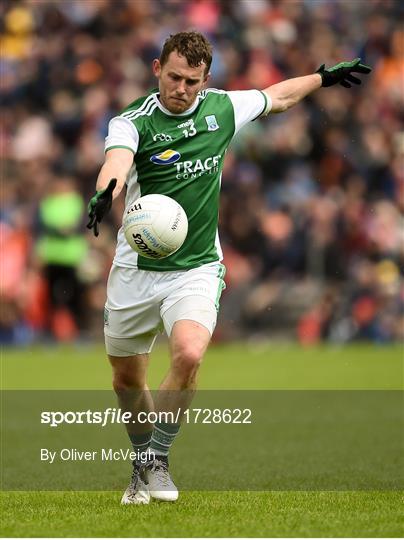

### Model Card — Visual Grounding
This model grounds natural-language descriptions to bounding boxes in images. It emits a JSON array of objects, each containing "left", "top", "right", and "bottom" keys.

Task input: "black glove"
[
  {"left": 86, "top": 178, "right": 117, "bottom": 237},
  {"left": 316, "top": 58, "right": 372, "bottom": 88}
]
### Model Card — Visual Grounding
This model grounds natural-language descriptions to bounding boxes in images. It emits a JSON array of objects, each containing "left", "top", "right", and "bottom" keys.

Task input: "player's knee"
[
  {"left": 172, "top": 343, "right": 203, "bottom": 379},
  {"left": 112, "top": 370, "right": 146, "bottom": 392}
]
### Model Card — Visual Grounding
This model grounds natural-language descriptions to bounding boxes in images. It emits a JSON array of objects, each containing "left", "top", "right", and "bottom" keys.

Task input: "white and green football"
[{"left": 123, "top": 194, "right": 188, "bottom": 259}]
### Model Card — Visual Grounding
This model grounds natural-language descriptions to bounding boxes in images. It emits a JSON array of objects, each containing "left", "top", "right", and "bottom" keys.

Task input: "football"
[{"left": 123, "top": 194, "right": 188, "bottom": 259}]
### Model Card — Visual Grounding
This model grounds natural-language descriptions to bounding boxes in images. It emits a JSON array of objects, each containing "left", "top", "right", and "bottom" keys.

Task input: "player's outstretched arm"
[
  {"left": 265, "top": 58, "right": 371, "bottom": 113},
  {"left": 87, "top": 147, "right": 133, "bottom": 237}
]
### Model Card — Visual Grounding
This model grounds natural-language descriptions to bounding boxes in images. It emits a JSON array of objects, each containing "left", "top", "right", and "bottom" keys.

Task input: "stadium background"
[{"left": 1, "top": 0, "right": 403, "bottom": 346}]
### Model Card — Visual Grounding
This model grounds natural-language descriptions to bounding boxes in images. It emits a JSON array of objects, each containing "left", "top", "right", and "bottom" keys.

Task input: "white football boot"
[
  {"left": 145, "top": 456, "right": 178, "bottom": 502},
  {"left": 121, "top": 463, "right": 150, "bottom": 505}
]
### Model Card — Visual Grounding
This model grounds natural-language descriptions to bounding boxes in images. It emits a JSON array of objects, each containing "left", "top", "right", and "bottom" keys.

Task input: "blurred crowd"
[{"left": 1, "top": 0, "right": 403, "bottom": 345}]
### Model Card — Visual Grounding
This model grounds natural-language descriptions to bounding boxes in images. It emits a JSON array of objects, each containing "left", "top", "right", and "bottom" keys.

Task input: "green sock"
[
  {"left": 149, "top": 422, "right": 180, "bottom": 457},
  {"left": 129, "top": 431, "right": 152, "bottom": 463}
]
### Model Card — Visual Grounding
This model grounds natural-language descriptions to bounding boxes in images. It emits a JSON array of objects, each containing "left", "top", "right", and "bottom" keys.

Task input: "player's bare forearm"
[
  {"left": 96, "top": 147, "right": 134, "bottom": 199},
  {"left": 264, "top": 59, "right": 371, "bottom": 114},
  {"left": 264, "top": 74, "right": 322, "bottom": 113}
]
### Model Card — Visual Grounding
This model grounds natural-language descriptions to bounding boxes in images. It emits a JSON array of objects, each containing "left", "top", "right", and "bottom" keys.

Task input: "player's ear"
[
  {"left": 203, "top": 71, "right": 211, "bottom": 86},
  {"left": 152, "top": 59, "right": 161, "bottom": 78}
]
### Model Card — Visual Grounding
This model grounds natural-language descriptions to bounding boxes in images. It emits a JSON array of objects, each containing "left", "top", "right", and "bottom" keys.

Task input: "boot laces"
[{"left": 151, "top": 458, "right": 171, "bottom": 486}]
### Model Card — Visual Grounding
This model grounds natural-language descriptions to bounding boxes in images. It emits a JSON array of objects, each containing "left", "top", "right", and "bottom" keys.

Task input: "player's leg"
[
  {"left": 152, "top": 263, "right": 224, "bottom": 437},
  {"left": 109, "top": 352, "right": 154, "bottom": 452},
  {"left": 160, "top": 317, "right": 211, "bottom": 395},
  {"left": 145, "top": 294, "right": 217, "bottom": 501},
  {"left": 106, "top": 337, "right": 156, "bottom": 505},
  {"left": 108, "top": 351, "right": 154, "bottom": 505},
  {"left": 104, "top": 265, "right": 162, "bottom": 504}
]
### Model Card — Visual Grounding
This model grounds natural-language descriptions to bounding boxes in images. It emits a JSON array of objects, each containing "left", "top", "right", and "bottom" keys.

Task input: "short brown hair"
[{"left": 159, "top": 31, "right": 213, "bottom": 74}]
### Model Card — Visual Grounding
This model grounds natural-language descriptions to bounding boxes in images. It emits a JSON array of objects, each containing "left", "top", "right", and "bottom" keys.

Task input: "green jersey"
[{"left": 105, "top": 88, "right": 271, "bottom": 271}]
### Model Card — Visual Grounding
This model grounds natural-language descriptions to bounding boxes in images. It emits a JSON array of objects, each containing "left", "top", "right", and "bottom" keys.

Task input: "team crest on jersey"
[
  {"left": 205, "top": 115, "right": 219, "bottom": 131},
  {"left": 150, "top": 149, "right": 181, "bottom": 165}
]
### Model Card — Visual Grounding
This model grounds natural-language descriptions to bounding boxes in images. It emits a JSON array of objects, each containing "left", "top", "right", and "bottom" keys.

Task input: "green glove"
[
  {"left": 86, "top": 178, "right": 117, "bottom": 237},
  {"left": 316, "top": 58, "right": 372, "bottom": 88}
]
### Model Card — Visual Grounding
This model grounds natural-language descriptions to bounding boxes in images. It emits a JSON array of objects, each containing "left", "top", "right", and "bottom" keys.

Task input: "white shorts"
[{"left": 104, "top": 262, "right": 226, "bottom": 356}]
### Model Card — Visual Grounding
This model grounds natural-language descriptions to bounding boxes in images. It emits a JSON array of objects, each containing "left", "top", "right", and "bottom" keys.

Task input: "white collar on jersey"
[{"left": 153, "top": 92, "right": 200, "bottom": 117}]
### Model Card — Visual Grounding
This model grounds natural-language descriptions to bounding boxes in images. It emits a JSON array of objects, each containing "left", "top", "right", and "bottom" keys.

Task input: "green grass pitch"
[{"left": 1, "top": 342, "right": 403, "bottom": 537}]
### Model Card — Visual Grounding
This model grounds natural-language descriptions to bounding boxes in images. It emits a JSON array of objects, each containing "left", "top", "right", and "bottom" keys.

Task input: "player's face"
[{"left": 153, "top": 51, "right": 209, "bottom": 114}]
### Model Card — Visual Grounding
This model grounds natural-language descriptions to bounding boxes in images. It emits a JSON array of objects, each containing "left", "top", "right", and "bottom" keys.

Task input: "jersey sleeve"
[
  {"left": 104, "top": 116, "right": 139, "bottom": 154},
  {"left": 227, "top": 90, "right": 272, "bottom": 135}
]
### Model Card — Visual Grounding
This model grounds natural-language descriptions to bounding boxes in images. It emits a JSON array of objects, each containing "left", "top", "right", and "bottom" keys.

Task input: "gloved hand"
[
  {"left": 86, "top": 178, "right": 117, "bottom": 237},
  {"left": 316, "top": 58, "right": 372, "bottom": 88}
]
